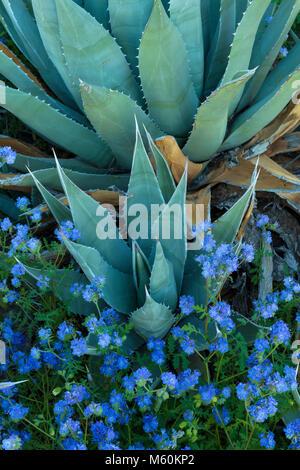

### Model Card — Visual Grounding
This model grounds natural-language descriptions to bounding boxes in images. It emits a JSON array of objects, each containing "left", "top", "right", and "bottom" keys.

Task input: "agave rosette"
[{"left": 18, "top": 124, "right": 258, "bottom": 351}]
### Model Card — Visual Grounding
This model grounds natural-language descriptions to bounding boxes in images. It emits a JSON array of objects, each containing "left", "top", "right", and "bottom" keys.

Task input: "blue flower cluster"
[
  {"left": 0, "top": 213, "right": 299, "bottom": 451},
  {"left": 171, "top": 326, "right": 196, "bottom": 355},
  {"left": 147, "top": 337, "right": 165, "bottom": 365},
  {"left": 209, "top": 302, "right": 235, "bottom": 332},
  {"left": 259, "top": 431, "right": 275, "bottom": 449},
  {"left": 0, "top": 146, "right": 16, "bottom": 168},
  {"left": 0, "top": 220, "right": 40, "bottom": 258},
  {"left": 55, "top": 221, "right": 81, "bottom": 243},
  {"left": 284, "top": 419, "right": 300, "bottom": 450},
  {"left": 70, "top": 277, "right": 105, "bottom": 304}
]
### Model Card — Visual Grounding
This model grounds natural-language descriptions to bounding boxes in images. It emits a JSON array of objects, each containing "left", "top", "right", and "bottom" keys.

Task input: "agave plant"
[
  {"left": 19, "top": 124, "right": 257, "bottom": 350},
  {"left": 0, "top": 380, "right": 26, "bottom": 390},
  {"left": 0, "top": 0, "right": 300, "bottom": 211}
]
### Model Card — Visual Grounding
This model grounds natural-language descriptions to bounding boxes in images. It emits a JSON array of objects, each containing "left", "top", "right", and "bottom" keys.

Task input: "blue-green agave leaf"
[
  {"left": 55, "top": 157, "right": 132, "bottom": 274},
  {"left": 181, "top": 251, "right": 208, "bottom": 308},
  {"left": 239, "top": 0, "right": 300, "bottom": 109},
  {"left": 131, "top": 290, "right": 175, "bottom": 338},
  {"left": 282, "top": 408, "right": 300, "bottom": 426},
  {"left": 221, "top": 0, "right": 271, "bottom": 114},
  {"left": 161, "top": 0, "right": 169, "bottom": 12},
  {"left": 252, "top": 35, "right": 300, "bottom": 104},
  {"left": 235, "top": 0, "right": 248, "bottom": 25},
  {"left": 80, "top": 83, "right": 162, "bottom": 169},
  {"left": 169, "top": 0, "right": 204, "bottom": 97},
  {"left": 179, "top": 313, "right": 219, "bottom": 351},
  {"left": 0, "top": 192, "right": 20, "bottom": 219},
  {"left": 184, "top": 70, "right": 255, "bottom": 162},
  {"left": 201, "top": 0, "right": 221, "bottom": 55},
  {"left": 1, "top": 87, "right": 113, "bottom": 168},
  {"left": 201, "top": 0, "right": 219, "bottom": 56},
  {"left": 150, "top": 241, "right": 177, "bottom": 311},
  {"left": 108, "top": 0, "right": 154, "bottom": 74},
  {"left": 29, "top": 169, "right": 72, "bottom": 224},
  {"left": 132, "top": 241, "right": 151, "bottom": 306},
  {"left": 144, "top": 127, "right": 176, "bottom": 203},
  {"left": 152, "top": 167, "right": 187, "bottom": 293},
  {"left": 5, "top": 166, "right": 129, "bottom": 192},
  {"left": 205, "top": 0, "right": 236, "bottom": 94},
  {"left": 222, "top": 69, "right": 300, "bottom": 150},
  {"left": 61, "top": 237, "right": 137, "bottom": 315},
  {"left": 0, "top": 381, "right": 27, "bottom": 390},
  {"left": 1, "top": 0, "right": 72, "bottom": 105},
  {"left": 1, "top": 0, "right": 52, "bottom": 69},
  {"left": 200, "top": 0, "right": 210, "bottom": 56},
  {"left": 31, "top": 0, "right": 83, "bottom": 108},
  {"left": 0, "top": 46, "right": 86, "bottom": 124},
  {"left": 0, "top": 2, "right": 33, "bottom": 61},
  {"left": 127, "top": 122, "right": 164, "bottom": 257},
  {"left": 139, "top": 0, "right": 198, "bottom": 135},
  {"left": 83, "top": 0, "right": 110, "bottom": 28},
  {"left": 255, "top": 2, "right": 276, "bottom": 43},
  {"left": 12, "top": 153, "right": 105, "bottom": 174},
  {"left": 55, "top": 0, "right": 142, "bottom": 106},
  {"left": 19, "top": 263, "right": 98, "bottom": 316},
  {"left": 212, "top": 168, "right": 257, "bottom": 245}
]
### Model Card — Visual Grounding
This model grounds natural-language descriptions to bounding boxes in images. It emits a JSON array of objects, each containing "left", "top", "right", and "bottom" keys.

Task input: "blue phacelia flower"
[
  {"left": 269, "top": 320, "right": 291, "bottom": 345},
  {"left": 259, "top": 431, "right": 275, "bottom": 449}
]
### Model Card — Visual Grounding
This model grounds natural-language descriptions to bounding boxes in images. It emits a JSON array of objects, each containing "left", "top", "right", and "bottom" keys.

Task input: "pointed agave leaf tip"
[{"left": 131, "top": 292, "right": 175, "bottom": 339}]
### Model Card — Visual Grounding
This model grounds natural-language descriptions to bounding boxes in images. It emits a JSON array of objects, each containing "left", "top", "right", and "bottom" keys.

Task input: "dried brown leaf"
[
  {"left": 206, "top": 154, "right": 300, "bottom": 212},
  {"left": 0, "top": 136, "right": 48, "bottom": 158},
  {"left": 39, "top": 190, "right": 120, "bottom": 214},
  {"left": 155, "top": 136, "right": 203, "bottom": 184}
]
